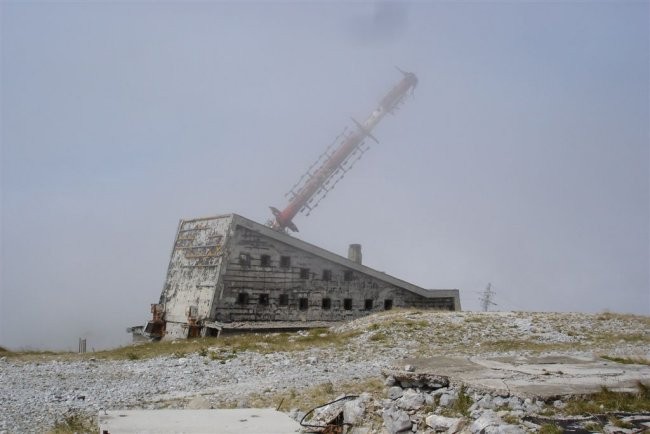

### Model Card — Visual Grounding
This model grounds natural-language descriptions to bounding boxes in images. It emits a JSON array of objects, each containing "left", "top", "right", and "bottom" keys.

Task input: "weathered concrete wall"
[
  {"left": 156, "top": 214, "right": 460, "bottom": 339},
  {"left": 160, "top": 215, "right": 232, "bottom": 339},
  {"left": 213, "top": 224, "right": 456, "bottom": 323}
]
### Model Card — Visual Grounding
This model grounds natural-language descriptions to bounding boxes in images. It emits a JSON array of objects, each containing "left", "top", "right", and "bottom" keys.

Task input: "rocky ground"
[{"left": 0, "top": 310, "right": 649, "bottom": 433}]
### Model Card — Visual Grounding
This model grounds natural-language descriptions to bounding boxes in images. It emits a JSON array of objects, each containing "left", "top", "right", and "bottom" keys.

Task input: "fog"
[{"left": 1, "top": 2, "right": 648, "bottom": 351}]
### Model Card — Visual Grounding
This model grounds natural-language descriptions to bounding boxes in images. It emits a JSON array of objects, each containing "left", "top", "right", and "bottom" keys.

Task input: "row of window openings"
[
  {"left": 239, "top": 254, "right": 352, "bottom": 281},
  {"left": 237, "top": 293, "right": 393, "bottom": 311}
]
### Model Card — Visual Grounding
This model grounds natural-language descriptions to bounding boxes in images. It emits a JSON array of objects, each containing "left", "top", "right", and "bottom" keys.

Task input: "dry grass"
[
  {"left": 601, "top": 355, "right": 650, "bottom": 366},
  {"left": 101, "top": 328, "right": 360, "bottom": 360},
  {"left": 481, "top": 339, "right": 574, "bottom": 353},
  {"left": 563, "top": 382, "right": 650, "bottom": 414},
  {"left": 7, "top": 310, "right": 650, "bottom": 362},
  {"left": 3, "top": 328, "right": 361, "bottom": 362},
  {"left": 247, "top": 377, "right": 385, "bottom": 414},
  {"left": 538, "top": 423, "right": 563, "bottom": 434},
  {"left": 47, "top": 413, "right": 95, "bottom": 434}
]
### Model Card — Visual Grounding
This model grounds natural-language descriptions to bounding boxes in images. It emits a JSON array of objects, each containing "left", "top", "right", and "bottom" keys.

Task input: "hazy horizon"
[{"left": 1, "top": 1, "right": 648, "bottom": 351}]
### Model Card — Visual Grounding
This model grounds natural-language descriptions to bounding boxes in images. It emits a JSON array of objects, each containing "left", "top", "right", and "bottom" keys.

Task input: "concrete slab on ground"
[
  {"left": 385, "top": 355, "right": 650, "bottom": 399},
  {"left": 98, "top": 408, "right": 300, "bottom": 434}
]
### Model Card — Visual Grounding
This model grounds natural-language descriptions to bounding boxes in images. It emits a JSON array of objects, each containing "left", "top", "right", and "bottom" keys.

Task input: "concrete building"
[{"left": 140, "top": 214, "right": 461, "bottom": 340}]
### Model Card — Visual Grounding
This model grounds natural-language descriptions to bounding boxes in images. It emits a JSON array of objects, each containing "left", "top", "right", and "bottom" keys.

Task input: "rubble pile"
[{"left": 297, "top": 371, "right": 650, "bottom": 433}]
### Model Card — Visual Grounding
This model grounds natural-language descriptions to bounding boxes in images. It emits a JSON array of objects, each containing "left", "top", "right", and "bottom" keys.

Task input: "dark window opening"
[
  {"left": 260, "top": 254, "right": 271, "bottom": 267},
  {"left": 322, "top": 269, "right": 332, "bottom": 281},
  {"left": 322, "top": 298, "right": 331, "bottom": 310},
  {"left": 239, "top": 253, "right": 251, "bottom": 267},
  {"left": 279, "top": 294, "right": 289, "bottom": 306},
  {"left": 237, "top": 292, "right": 249, "bottom": 305},
  {"left": 280, "top": 256, "right": 291, "bottom": 268},
  {"left": 343, "top": 270, "right": 354, "bottom": 281},
  {"left": 384, "top": 299, "right": 393, "bottom": 310},
  {"left": 299, "top": 298, "right": 309, "bottom": 310},
  {"left": 259, "top": 294, "right": 269, "bottom": 306},
  {"left": 365, "top": 299, "right": 373, "bottom": 310},
  {"left": 300, "top": 268, "right": 310, "bottom": 279},
  {"left": 343, "top": 298, "right": 353, "bottom": 310}
]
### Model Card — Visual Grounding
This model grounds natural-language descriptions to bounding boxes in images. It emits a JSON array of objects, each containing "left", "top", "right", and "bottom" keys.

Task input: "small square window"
[
  {"left": 280, "top": 256, "right": 291, "bottom": 268},
  {"left": 279, "top": 294, "right": 289, "bottom": 306},
  {"left": 237, "top": 293, "right": 249, "bottom": 305},
  {"left": 384, "top": 299, "right": 393, "bottom": 310},
  {"left": 343, "top": 298, "right": 353, "bottom": 310},
  {"left": 239, "top": 253, "right": 251, "bottom": 267},
  {"left": 299, "top": 298, "right": 309, "bottom": 311},
  {"left": 365, "top": 299, "right": 373, "bottom": 310},
  {"left": 322, "top": 269, "right": 332, "bottom": 281},
  {"left": 259, "top": 294, "right": 269, "bottom": 306},
  {"left": 300, "top": 268, "right": 310, "bottom": 279},
  {"left": 322, "top": 298, "right": 331, "bottom": 310},
  {"left": 260, "top": 254, "right": 271, "bottom": 267},
  {"left": 343, "top": 270, "right": 354, "bottom": 281}
]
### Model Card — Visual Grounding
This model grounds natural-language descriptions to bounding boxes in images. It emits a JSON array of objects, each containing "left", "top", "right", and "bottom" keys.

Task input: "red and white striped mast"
[{"left": 270, "top": 70, "right": 418, "bottom": 232}]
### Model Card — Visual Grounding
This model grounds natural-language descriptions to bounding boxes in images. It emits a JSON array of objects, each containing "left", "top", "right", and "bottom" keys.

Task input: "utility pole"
[{"left": 479, "top": 283, "right": 497, "bottom": 312}]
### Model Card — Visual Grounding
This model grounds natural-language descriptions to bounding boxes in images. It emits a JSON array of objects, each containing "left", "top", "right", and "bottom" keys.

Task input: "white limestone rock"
[
  {"left": 383, "top": 407, "right": 413, "bottom": 434},
  {"left": 388, "top": 386, "right": 404, "bottom": 400},
  {"left": 343, "top": 394, "right": 370, "bottom": 425},
  {"left": 397, "top": 389, "right": 425, "bottom": 411},
  {"left": 470, "top": 410, "right": 501, "bottom": 433},
  {"left": 425, "top": 414, "right": 462, "bottom": 432},
  {"left": 439, "top": 393, "right": 458, "bottom": 408}
]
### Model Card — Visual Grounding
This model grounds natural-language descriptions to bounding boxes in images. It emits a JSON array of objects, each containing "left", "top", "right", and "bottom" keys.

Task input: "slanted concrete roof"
[{"left": 229, "top": 214, "right": 460, "bottom": 305}]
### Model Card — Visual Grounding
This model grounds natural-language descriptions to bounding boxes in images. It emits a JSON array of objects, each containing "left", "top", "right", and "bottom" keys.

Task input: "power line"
[{"left": 479, "top": 282, "right": 498, "bottom": 312}]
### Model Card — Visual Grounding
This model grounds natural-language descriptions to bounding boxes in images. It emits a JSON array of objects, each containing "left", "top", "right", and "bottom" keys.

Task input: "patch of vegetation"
[
  {"left": 538, "top": 406, "right": 558, "bottom": 417},
  {"left": 601, "top": 355, "right": 650, "bottom": 365},
  {"left": 564, "top": 382, "right": 650, "bottom": 414},
  {"left": 214, "top": 328, "right": 361, "bottom": 354},
  {"left": 247, "top": 377, "right": 384, "bottom": 413},
  {"left": 464, "top": 316, "right": 487, "bottom": 323},
  {"left": 0, "top": 346, "right": 9, "bottom": 353},
  {"left": 595, "top": 312, "right": 650, "bottom": 326},
  {"left": 502, "top": 413, "right": 519, "bottom": 425},
  {"left": 399, "top": 319, "right": 429, "bottom": 330},
  {"left": 1, "top": 348, "right": 67, "bottom": 361},
  {"left": 10, "top": 328, "right": 362, "bottom": 362},
  {"left": 596, "top": 312, "right": 616, "bottom": 321},
  {"left": 369, "top": 332, "right": 389, "bottom": 342},
  {"left": 365, "top": 317, "right": 429, "bottom": 332},
  {"left": 209, "top": 349, "right": 237, "bottom": 363},
  {"left": 597, "top": 333, "right": 649, "bottom": 344},
  {"left": 451, "top": 386, "right": 473, "bottom": 416},
  {"left": 2, "top": 324, "right": 362, "bottom": 362},
  {"left": 483, "top": 339, "right": 573, "bottom": 353},
  {"left": 125, "top": 352, "right": 139, "bottom": 360},
  {"left": 48, "top": 413, "right": 95, "bottom": 434},
  {"left": 609, "top": 416, "right": 633, "bottom": 429},
  {"left": 538, "top": 423, "right": 563, "bottom": 434},
  {"left": 583, "top": 421, "right": 603, "bottom": 432}
]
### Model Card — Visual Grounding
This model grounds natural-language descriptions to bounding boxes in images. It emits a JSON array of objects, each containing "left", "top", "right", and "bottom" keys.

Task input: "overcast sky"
[{"left": 1, "top": 1, "right": 648, "bottom": 351}]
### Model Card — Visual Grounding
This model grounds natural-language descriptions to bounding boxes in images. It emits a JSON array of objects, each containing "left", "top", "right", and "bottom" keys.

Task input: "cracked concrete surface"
[{"left": 390, "top": 355, "right": 650, "bottom": 398}]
